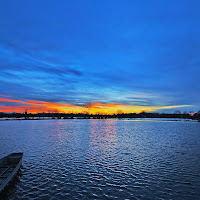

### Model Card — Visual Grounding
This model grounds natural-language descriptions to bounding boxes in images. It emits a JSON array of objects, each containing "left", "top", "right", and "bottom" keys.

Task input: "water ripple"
[{"left": 0, "top": 119, "right": 200, "bottom": 199}]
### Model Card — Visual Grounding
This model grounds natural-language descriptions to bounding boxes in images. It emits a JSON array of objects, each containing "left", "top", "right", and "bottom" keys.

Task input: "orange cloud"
[
  {"left": 0, "top": 97, "right": 80, "bottom": 113},
  {"left": 0, "top": 98, "right": 25, "bottom": 104},
  {"left": 0, "top": 105, "right": 46, "bottom": 113},
  {"left": 90, "top": 102, "right": 122, "bottom": 109}
]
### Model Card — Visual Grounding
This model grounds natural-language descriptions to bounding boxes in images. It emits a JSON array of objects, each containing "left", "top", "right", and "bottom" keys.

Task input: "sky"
[{"left": 0, "top": 0, "right": 199, "bottom": 114}]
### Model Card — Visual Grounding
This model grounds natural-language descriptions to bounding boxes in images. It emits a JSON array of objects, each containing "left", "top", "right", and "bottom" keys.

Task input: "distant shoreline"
[
  {"left": 0, "top": 117, "right": 199, "bottom": 122},
  {"left": 1, "top": 111, "right": 199, "bottom": 121}
]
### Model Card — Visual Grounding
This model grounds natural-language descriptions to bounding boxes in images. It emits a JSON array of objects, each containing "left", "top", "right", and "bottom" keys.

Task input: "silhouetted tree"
[
  {"left": 117, "top": 110, "right": 124, "bottom": 114},
  {"left": 84, "top": 102, "right": 92, "bottom": 114},
  {"left": 174, "top": 110, "right": 181, "bottom": 114},
  {"left": 53, "top": 109, "right": 59, "bottom": 113},
  {"left": 197, "top": 110, "right": 200, "bottom": 120}
]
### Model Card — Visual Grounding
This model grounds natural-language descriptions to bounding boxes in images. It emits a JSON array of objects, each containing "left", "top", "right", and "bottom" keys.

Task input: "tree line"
[{"left": 0, "top": 110, "right": 200, "bottom": 121}]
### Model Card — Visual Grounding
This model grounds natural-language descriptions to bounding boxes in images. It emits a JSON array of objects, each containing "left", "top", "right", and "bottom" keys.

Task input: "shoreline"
[{"left": 0, "top": 117, "right": 198, "bottom": 122}]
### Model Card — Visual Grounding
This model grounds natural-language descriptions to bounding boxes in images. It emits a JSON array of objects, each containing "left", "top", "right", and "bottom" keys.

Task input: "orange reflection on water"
[{"left": 89, "top": 119, "right": 117, "bottom": 155}]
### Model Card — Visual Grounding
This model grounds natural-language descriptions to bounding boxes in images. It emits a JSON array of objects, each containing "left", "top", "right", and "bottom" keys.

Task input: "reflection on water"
[
  {"left": 0, "top": 119, "right": 200, "bottom": 200},
  {"left": 90, "top": 119, "right": 116, "bottom": 151}
]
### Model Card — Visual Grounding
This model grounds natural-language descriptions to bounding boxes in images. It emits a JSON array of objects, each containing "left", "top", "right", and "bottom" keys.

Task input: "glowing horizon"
[{"left": 0, "top": 97, "right": 190, "bottom": 114}]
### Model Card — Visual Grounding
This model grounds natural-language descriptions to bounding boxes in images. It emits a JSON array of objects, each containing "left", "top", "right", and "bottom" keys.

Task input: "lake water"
[{"left": 0, "top": 119, "right": 200, "bottom": 200}]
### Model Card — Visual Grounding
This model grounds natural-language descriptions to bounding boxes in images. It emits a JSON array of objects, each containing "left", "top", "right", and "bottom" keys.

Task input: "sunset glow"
[{"left": 0, "top": 97, "right": 190, "bottom": 114}]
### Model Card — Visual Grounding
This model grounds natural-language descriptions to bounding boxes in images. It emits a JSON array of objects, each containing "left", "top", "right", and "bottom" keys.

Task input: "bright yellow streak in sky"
[{"left": 87, "top": 103, "right": 190, "bottom": 114}]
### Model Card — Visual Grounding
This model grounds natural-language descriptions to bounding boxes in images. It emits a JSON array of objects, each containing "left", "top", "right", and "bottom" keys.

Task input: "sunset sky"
[{"left": 0, "top": 0, "right": 199, "bottom": 114}]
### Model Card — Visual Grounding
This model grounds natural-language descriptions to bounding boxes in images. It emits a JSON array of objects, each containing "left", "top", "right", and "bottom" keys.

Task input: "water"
[{"left": 0, "top": 119, "right": 200, "bottom": 200}]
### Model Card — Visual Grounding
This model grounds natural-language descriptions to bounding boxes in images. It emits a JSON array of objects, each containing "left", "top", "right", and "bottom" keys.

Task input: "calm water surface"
[{"left": 0, "top": 119, "right": 200, "bottom": 200}]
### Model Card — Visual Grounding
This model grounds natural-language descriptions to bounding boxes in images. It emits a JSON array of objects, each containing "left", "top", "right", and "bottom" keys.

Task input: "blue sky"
[{"left": 0, "top": 0, "right": 199, "bottom": 113}]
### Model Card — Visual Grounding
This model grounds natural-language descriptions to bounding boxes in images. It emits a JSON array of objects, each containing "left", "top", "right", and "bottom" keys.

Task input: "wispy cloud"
[
  {"left": 127, "top": 94, "right": 158, "bottom": 98},
  {"left": 0, "top": 94, "right": 10, "bottom": 97},
  {"left": 0, "top": 98, "right": 24, "bottom": 104},
  {"left": 0, "top": 40, "right": 83, "bottom": 78},
  {"left": 0, "top": 97, "right": 81, "bottom": 113}
]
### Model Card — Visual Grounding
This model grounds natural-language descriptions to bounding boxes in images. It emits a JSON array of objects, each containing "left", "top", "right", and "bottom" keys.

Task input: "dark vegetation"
[{"left": 0, "top": 110, "right": 200, "bottom": 121}]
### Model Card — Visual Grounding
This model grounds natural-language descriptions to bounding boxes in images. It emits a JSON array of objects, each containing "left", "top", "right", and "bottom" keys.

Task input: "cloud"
[
  {"left": 38, "top": 65, "right": 83, "bottom": 77},
  {"left": 0, "top": 40, "right": 83, "bottom": 78},
  {"left": 0, "top": 98, "right": 25, "bottom": 104},
  {"left": 127, "top": 94, "right": 157, "bottom": 98},
  {"left": 0, "top": 97, "right": 82, "bottom": 113},
  {"left": 0, "top": 94, "right": 10, "bottom": 97}
]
